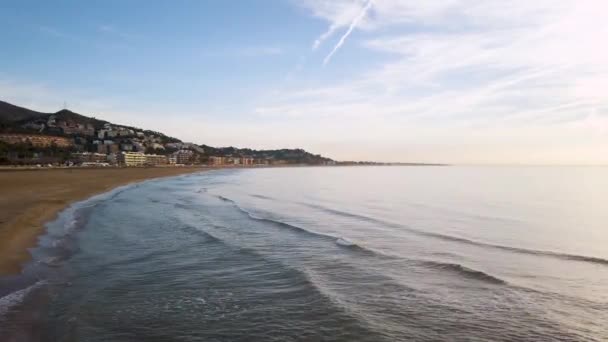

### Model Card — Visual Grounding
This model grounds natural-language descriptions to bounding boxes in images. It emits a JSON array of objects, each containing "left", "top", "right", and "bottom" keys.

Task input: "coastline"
[
  {"left": 0, "top": 167, "right": 207, "bottom": 276},
  {"left": 0, "top": 164, "right": 419, "bottom": 276}
]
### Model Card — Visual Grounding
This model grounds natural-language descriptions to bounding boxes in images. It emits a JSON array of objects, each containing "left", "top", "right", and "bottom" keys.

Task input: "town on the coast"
[{"left": 0, "top": 101, "right": 338, "bottom": 167}]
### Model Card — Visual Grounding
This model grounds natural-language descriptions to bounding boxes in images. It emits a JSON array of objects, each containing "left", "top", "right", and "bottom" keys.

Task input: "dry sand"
[{"left": 0, "top": 167, "right": 204, "bottom": 275}]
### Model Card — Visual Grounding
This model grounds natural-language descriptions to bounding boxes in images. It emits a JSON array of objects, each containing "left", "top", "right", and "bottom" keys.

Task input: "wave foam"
[
  {"left": 0, "top": 281, "right": 46, "bottom": 320},
  {"left": 335, "top": 238, "right": 355, "bottom": 247},
  {"left": 421, "top": 261, "right": 507, "bottom": 285},
  {"left": 215, "top": 195, "right": 389, "bottom": 258},
  {"left": 250, "top": 194, "right": 275, "bottom": 201},
  {"left": 303, "top": 203, "right": 608, "bottom": 267}
]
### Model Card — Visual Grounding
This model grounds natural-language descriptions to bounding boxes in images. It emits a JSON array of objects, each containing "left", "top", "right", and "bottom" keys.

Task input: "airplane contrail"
[
  {"left": 313, "top": 23, "right": 338, "bottom": 50},
  {"left": 323, "top": 0, "right": 374, "bottom": 65}
]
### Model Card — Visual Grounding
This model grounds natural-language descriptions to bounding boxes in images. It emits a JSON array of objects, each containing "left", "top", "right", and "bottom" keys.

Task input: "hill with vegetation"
[
  {"left": 0, "top": 100, "right": 48, "bottom": 127},
  {"left": 0, "top": 100, "right": 334, "bottom": 165},
  {"left": 200, "top": 145, "right": 333, "bottom": 165}
]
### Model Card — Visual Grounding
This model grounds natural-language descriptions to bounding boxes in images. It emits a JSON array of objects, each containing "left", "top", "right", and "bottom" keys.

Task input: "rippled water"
[{"left": 1, "top": 166, "right": 608, "bottom": 341}]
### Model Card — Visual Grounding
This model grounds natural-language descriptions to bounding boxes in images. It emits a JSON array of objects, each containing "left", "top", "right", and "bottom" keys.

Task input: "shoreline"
[
  {"left": 0, "top": 163, "right": 439, "bottom": 276},
  {"left": 0, "top": 167, "right": 210, "bottom": 276}
]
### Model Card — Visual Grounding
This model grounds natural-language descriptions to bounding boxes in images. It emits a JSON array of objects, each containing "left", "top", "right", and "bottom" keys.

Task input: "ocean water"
[{"left": 1, "top": 166, "right": 608, "bottom": 341}]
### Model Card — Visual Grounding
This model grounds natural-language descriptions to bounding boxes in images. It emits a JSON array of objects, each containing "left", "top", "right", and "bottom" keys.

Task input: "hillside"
[
  {"left": 0, "top": 101, "right": 181, "bottom": 143},
  {"left": 0, "top": 100, "right": 48, "bottom": 126},
  {"left": 201, "top": 145, "right": 333, "bottom": 164},
  {"left": 52, "top": 109, "right": 108, "bottom": 129},
  {"left": 0, "top": 99, "right": 334, "bottom": 165}
]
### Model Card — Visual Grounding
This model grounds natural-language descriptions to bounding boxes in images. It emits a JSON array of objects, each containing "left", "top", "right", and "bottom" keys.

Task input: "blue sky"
[{"left": 1, "top": 0, "right": 607, "bottom": 164}]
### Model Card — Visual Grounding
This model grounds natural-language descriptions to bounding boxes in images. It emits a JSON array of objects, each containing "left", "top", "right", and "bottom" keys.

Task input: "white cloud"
[
  {"left": 8, "top": 1, "right": 608, "bottom": 164},
  {"left": 258, "top": 0, "right": 608, "bottom": 163}
]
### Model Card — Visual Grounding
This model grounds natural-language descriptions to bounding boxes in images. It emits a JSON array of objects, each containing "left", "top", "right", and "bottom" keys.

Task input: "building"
[
  {"left": 145, "top": 154, "right": 168, "bottom": 166},
  {"left": 172, "top": 150, "right": 194, "bottom": 164},
  {"left": 47, "top": 115, "right": 57, "bottom": 127},
  {"left": 151, "top": 143, "right": 165, "bottom": 150},
  {"left": 133, "top": 142, "right": 144, "bottom": 152},
  {"left": 166, "top": 142, "right": 182, "bottom": 149},
  {"left": 118, "top": 152, "right": 147, "bottom": 166},
  {"left": 183, "top": 143, "right": 205, "bottom": 154},
  {"left": 209, "top": 156, "right": 226, "bottom": 165},
  {"left": 74, "top": 137, "right": 88, "bottom": 145},
  {"left": 255, "top": 158, "right": 270, "bottom": 165},
  {"left": 0, "top": 134, "right": 73, "bottom": 148},
  {"left": 117, "top": 129, "right": 131, "bottom": 137},
  {"left": 241, "top": 158, "right": 254, "bottom": 166},
  {"left": 73, "top": 152, "right": 107, "bottom": 164},
  {"left": 58, "top": 122, "right": 94, "bottom": 136},
  {"left": 108, "top": 144, "right": 120, "bottom": 154},
  {"left": 168, "top": 155, "right": 177, "bottom": 165},
  {"left": 97, "top": 144, "right": 107, "bottom": 154},
  {"left": 22, "top": 121, "right": 45, "bottom": 132},
  {"left": 106, "top": 153, "right": 118, "bottom": 165}
]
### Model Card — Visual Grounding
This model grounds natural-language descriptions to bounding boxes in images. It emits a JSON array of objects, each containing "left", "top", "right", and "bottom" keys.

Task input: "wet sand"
[{"left": 0, "top": 167, "right": 204, "bottom": 275}]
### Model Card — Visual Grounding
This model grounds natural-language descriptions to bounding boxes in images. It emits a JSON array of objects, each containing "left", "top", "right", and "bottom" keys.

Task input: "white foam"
[
  {"left": 335, "top": 238, "right": 355, "bottom": 247},
  {"left": 0, "top": 281, "right": 46, "bottom": 320},
  {"left": 39, "top": 256, "right": 63, "bottom": 267}
]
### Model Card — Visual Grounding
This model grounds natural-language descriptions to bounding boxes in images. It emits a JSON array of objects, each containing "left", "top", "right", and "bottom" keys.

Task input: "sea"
[{"left": 1, "top": 166, "right": 607, "bottom": 341}]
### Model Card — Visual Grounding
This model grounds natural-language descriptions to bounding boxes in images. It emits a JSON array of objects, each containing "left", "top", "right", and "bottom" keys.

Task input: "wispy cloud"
[
  {"left": 259, "top": 0, "right": 608, "bottom": 163},
  {"left": 98, "top": 24, "right": 145, "bottom": 41},
  {"left": 312, "top": 23, "right": 338, "bottom": 50},
  {"left": 323, "top": 0, "right": 374, "bottom": 65}
]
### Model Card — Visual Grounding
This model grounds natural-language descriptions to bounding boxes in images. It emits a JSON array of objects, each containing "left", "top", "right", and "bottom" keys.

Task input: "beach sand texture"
[{"left": 0, "top": 167, "right": 202, "bottom": 275}]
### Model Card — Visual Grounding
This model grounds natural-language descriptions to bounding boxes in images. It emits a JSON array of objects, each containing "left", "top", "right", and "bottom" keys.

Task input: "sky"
[{"left": 1, "top": 0, "right": 607, "bottom": 164}]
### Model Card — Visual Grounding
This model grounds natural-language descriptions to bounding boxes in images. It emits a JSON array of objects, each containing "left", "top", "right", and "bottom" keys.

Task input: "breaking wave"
[
  {"left": 302, "top": 203, "right": 608, "bottom": 267},
  {"left": 250, "top": 194, "right": 275, "bottom": 200},
  {"left": 419, "top": 261, "right": 507, "bottom": 285},
  {"left": 0, "top": 281, "right": 47, "bottom": 321},
  {"left": 215, "top": 195, "right": 385, "bottom": 258}
]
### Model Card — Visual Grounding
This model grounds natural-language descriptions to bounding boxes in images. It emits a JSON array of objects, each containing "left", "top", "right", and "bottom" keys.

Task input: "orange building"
[{"left": 0, "top": 134, "right": 74, "bottom": 148}]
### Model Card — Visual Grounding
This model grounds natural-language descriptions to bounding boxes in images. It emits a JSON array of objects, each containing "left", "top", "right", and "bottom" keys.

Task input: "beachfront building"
[
  {"left": 145, "top": 154, "right": 168, "bottom": 166},
  {"left": 172, "top": 150, "right": 194, "bottom": 164},
  {"left": 168, "top": 155, "right": 177, "bottom": 165},
  {"left": 209, "top": 156, "right": 226, "bottom": 165},
  {"left": 118, "top": 152, "right": 147, "bottom": 166},
  {"left": 241, "top": 157, "right": 254, "bottom": 166},
  {"left": 73, "top": 152, "right": 107, "bottom": 164},
  {"left": 107, "top": 153, "right": 117, "bottom": 165}
]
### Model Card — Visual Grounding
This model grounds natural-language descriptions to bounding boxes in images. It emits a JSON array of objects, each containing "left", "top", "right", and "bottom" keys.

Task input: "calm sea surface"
[{"left": 1, "top": 166, "right": 607, "bottom": 341}]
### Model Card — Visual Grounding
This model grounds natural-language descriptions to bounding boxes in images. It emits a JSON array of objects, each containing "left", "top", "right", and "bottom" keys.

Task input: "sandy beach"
[{"left": 0, "top": 167, "right": 204, "bottom": 275}]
